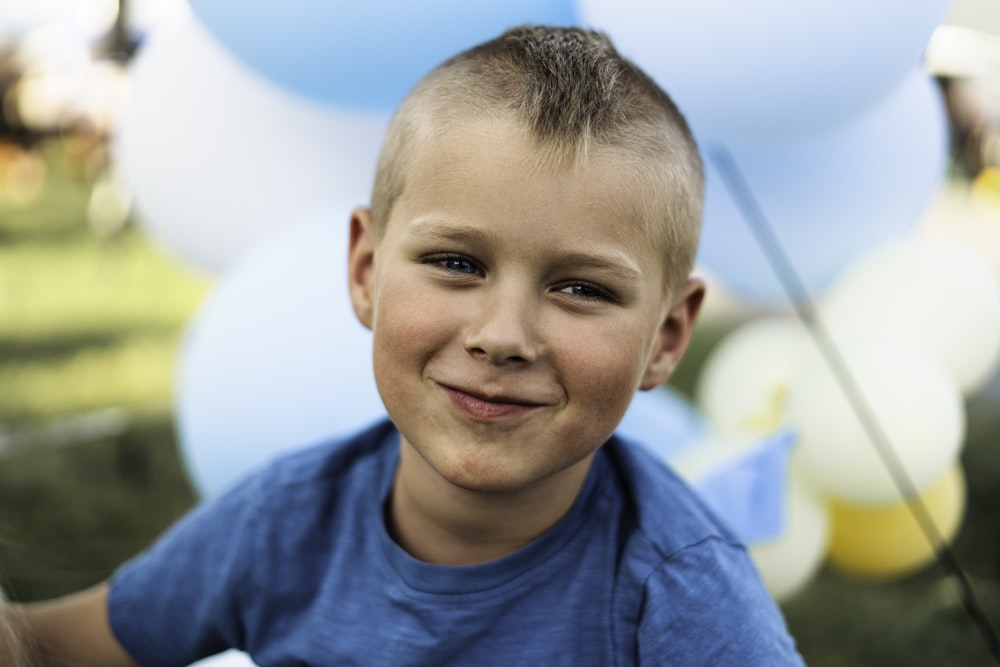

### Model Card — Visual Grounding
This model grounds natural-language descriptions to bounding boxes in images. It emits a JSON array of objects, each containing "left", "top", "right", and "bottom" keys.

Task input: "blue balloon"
[
  {"left": 186, "top": 1, "right": 578, "bottom": 109},
  {"left": 695, "top": 69, "right": 949, "bottom": 306},
  {"left": 580, "top": 0, "right": 949, "bottom": 144},
  {"left": 178, "top": 208, "right": 386, "bottom": 496},
  {"left": 617, "top": 387, "right": 708, "bottom": 460}
]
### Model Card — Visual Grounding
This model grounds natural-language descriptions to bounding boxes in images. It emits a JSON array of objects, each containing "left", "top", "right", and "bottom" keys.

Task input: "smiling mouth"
[{"left": 439, "top": 384, "right": 547, "bottom": 422}]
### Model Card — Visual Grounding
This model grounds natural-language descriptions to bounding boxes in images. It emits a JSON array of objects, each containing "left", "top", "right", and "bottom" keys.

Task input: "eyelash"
[
  {"left": 421, "top": 253, "right": 618, "bottom": 304},
  {"left": 556, "top": 282, "right": 617, "bottom": 304},
  {"left": 424, "top": 253, "right": 483, "bottom": 276}
]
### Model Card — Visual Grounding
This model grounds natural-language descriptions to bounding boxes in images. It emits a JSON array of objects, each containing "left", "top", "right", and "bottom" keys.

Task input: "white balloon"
[
  {"left": 177, "top": 208, "right": 386, "bottom": 496},
  {"left": 0, "top": 0, "right": 118, "bottom": 41},
  {"left": 821, "top": 235, "right": 1000, "bottom": 395},
  {"left": 749, "top": 472, "right": 830, "bottom": 602},
  {"left": 917, "top": 181, "right": 1000, "bottom": 275},
  {"left": 127, "top": 0, "right": 190, "bottom": 39},
  {"left": 578, "top": 0, "right": 949, "bottom": 143},
  {"left": 115, "top": 12, "right": 389, "bottom": 271},
  {"left": 695, "top": 317, "right": 814, "bottom": 439},
  {"left": 0, "top": 0, "right": 72, "bottom": 35},
  {"left": 787, "top": 341, "right": 965, "bottom": 505}
]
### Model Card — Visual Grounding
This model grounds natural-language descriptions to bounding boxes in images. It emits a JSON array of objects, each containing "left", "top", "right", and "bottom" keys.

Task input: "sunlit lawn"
[
  {"left": 0, "top": 152, "right": 208, "bottom": 424},
  {"left": 0, "top": 142, "right": 207, "bottom": 599}
]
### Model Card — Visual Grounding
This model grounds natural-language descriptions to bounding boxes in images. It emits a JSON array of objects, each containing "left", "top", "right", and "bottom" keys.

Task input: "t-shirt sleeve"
[
  {"left": 107, "top": 473, "right": 264, "bottom": 667},
  {"left": 636, "top": 536, "right": 805, "bottom": 666}
]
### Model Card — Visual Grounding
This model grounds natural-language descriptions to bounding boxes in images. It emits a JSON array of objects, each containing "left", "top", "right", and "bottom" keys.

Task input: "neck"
[{"left": 388, "top": 440, "right": 594, "bottom": 566}]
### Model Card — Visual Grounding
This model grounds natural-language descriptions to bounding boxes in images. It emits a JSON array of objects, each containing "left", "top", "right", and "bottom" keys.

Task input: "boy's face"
[{"left": 349, "top": 116, "right": 703, "bottom": 496}]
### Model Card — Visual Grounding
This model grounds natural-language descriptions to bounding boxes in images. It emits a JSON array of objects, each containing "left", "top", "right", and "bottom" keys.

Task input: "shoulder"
[
  {"left": 603, "top": 435, "right": 805, "bottom": 665},
  {"left": 635, "top": 539, "right": 804, "bottom": 665},
  {"left": 233, "top": 417, "right": 398, "bottom": 552},
  {"left": 209, "top": 418, "right": 398, "bottom": 544},
  {"left": 107, "top": 419, "right": 399, "bottom": 664},
  {"left": 116, "top": 416, "right": 398, "bottom": 585},
  {"left": 251, "top": 418, "right": 397, "bottom": 498}
]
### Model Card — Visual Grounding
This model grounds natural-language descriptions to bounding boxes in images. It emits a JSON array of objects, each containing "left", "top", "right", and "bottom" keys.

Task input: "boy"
[{"left": 5, "top": 26, "right": 804, "bottom": 665}]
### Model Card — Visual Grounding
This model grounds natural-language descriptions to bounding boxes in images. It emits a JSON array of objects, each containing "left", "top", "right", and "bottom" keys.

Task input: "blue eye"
[
  {"left": 441, "top": 257, "right": 479, "bottom": 274},
  {"left": 559, "top": 283, "right": 615, "bottom": 302},
  {"left": 423, "top": 254, "right": 482, "bottom": 277}
]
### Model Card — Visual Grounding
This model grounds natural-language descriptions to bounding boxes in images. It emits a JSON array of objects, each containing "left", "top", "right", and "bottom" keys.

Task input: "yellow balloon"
[
  {"left": 972, "top": 166, "right": 1000, "bottom": 213},
  {"left": 827, "top": 465, "right": 966, "bottom": 580}
]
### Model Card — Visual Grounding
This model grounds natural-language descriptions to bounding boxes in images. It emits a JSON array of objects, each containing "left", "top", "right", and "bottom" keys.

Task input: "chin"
[
  {"left": 434, "top": 448, "right": 589, "bottom": 496},
  {"left": 438, "top": 461, "right": 533, "bottom": 495}
]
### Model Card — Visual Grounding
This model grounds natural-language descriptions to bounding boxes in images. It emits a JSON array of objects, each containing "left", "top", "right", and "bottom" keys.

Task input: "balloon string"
[{"left": 707, "top": 144, "right": 1000, "bottom": 663}]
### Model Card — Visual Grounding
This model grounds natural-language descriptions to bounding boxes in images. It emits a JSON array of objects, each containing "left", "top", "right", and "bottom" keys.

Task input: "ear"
[
  {"left": 347, "top": 206, "right": 377, "bottom": 330},
  {"left": 639, "top": 278, "right": 706, "bottom": 390}
]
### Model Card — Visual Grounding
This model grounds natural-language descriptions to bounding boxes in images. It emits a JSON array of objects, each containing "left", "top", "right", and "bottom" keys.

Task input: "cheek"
[
  {"left": 372, "top": 280, "right": 456, "bottom": 367},
  {"left": 550, "top": 318, "right": 653, "bottom": 405}
]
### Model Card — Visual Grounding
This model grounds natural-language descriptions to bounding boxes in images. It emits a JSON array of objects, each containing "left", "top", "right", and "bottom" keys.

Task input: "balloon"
[
  {"left": 115, "top": 12, "right": 389, "bottom": 271},
  {"left": 695, "top": 317, "right": 813, "bottom": 439},
  {"left": 917, "top": 180, "right": 1000, "bottom": 276},
  {"left": 695, "top": 68, "right": 949, "bottom": 305},
  {"left": 750, "top": 472, "right": 831, "bottom": 602},
  {"left": 578, "top": 0, "right": 949, "bottom": 143},
  {"left": 821, "top": 235, "right": 1000, "bottom": 395},
  {"left": 787, "top": 341, "right": 965, "bottom": 505},
  {"left": 178, "top": 209, "right": 386, "bottom": 497},
  {"left": 618, "top": 386, "right": 709, "bottom": 462},
  {"left": 0, "top": 0, "right": 115, "bottom": 38},
  {"left": 0, "top": 0, "right": 67, "bottom": 35},
  {"left": 827, "top": 465, "right": 965, "bottom": 580},
  {"left": 186, "top": 1, "right": 578, "bottom": 109},
  {"left": 126, "top": 0, "right": 189, "bottom": 39}
]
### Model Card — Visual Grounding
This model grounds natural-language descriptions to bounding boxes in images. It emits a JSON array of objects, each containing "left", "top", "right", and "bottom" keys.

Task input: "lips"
[{"left": 439, "top": 383, "right": 549, "bottom": 422}]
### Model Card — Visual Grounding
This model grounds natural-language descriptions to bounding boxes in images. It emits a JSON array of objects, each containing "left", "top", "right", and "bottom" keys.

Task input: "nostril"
[
  {"left": 463, "top": 300, "right": 538, "bottom": 364},
  {"left": 466, "top": 341, "right": 533, "bottom": 365}
]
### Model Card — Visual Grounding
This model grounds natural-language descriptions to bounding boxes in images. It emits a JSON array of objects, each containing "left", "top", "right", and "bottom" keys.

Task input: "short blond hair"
[{"left": 370, "top": 25, "right": 703, "bottom": 292}]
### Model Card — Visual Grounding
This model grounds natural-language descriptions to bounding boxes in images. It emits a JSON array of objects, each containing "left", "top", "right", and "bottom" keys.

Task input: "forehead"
[{"left": 390, "top": 116, "right": 666, "bottom": 256}]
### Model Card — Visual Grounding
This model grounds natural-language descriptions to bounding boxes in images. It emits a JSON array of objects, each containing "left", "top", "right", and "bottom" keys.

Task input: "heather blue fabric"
[{"left": 108, "top": 419, "right": 804, "bottom": 666}]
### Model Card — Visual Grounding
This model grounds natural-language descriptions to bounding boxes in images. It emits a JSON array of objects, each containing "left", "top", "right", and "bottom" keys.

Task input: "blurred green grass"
[
  {"left": 0, "top": 149, "right": 208, "bottom": 424},
  {"left": 1, "top": 141, "right": 999, "bottom": 664},
  {"left": 0, "top": 141, "right": 206, "bottom": 599}
]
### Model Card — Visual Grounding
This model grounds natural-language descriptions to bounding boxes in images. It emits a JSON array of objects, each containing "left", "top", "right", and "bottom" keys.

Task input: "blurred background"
[{"left": 2, "top": 1, "right": 1000, "bottom": 664}]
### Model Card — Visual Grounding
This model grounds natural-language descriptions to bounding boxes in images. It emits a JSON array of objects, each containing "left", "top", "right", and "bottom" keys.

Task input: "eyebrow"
[
  {"left": 555, "top": 252, "right": 642, "bottom": 282},
  {"left": 405, "top": 218, "right": 498, "bottom": 246}
]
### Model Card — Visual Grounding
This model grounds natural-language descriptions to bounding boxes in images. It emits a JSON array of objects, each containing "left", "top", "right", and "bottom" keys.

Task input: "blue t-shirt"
[{"left": 109, "top": 419, "right": 804, "bottom": 666}]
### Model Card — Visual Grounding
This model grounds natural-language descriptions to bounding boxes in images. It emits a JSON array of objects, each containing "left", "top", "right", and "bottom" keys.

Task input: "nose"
[{"left": 464, "top": 285, "right": 539, "bottom": 365}]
